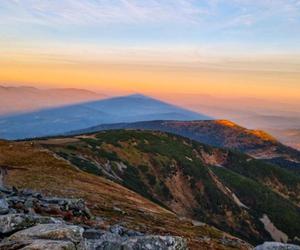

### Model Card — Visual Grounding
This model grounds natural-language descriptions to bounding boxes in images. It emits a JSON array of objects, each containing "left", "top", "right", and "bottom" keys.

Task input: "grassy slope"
[
  {"left": 73, "top": 120, "right": 300, "bottom": 171},
  {"left": 38, "top": 130, "right": 300, "bottom": 245},
  {"left": 0, "top": 140, "right": 251, "bottom": 250}
]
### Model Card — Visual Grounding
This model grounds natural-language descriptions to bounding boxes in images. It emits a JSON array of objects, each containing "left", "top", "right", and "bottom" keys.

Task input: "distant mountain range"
[
  {"left": 70, "top": 120, "right": 300, "bottom": 171},
  {"left": 0, "top": 85, "right": 105, "bottom": 115},
  {"left": 0, "top": 94, "right": 210, "bottom": 140}
]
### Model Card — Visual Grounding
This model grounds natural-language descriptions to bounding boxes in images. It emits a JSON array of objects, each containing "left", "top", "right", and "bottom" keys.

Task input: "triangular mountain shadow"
[{"left": 0, "top": 94, "right": 211, "bottom": 140}]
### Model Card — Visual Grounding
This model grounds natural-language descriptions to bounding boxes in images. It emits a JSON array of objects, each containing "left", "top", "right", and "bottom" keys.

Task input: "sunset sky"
[{"left": 1, "top": 0, "right": 300, "bottom": 102}]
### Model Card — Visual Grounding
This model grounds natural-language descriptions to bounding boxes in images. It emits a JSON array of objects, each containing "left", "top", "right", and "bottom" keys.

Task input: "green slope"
[{"left": 38, "top": 130, "right": 300, "bottom": 245}]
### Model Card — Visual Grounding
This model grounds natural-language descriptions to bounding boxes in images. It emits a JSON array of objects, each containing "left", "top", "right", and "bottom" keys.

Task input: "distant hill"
[
  {"left": 71, "top": 120, "right": 300, "bottom": 170},
  {"left": 0, "top": 85, "right": 105, "bottom": 115},
  {"left": 37, "top": 130, "right": 300, "bottom": 245},
  {"left": 0, "top": 94, "right": 210, "bottom": 140}
]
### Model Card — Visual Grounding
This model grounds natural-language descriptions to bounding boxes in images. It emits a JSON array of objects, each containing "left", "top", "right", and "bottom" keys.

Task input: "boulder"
[
  {"left": 22, "top": 240, "right": 76, "bottom": 250},
  {"left": 0, "top": 186, "right": 11, "bottom": 195},
  {"left": 0, "top": 199, "right": 9, "bottom": 215},
  {"left": 7, "top": 223, "right": 84, "bottom": 243},
  {"left": 0, "top": 214, "right": 62, "bottom": 234},
  {"left": 0, "top": 239, "right": 32, "bottom": 250},
  {"left": 123, "top": 235, "right": 187, "bottom": 250},
  {"left": 84, "top": 239, "right": 123, "bottom": 250},
  {"left": 83, "top": 229, "right": 106, "bottom": 240},
  {"left": 255, "top": 242, "right": 300, "bottom": 250},
  {"left": 109, "top": 224, "right": 144, "bottom": 237},
  {"left": 0, "top": 239, "right": 76, "bottom": 250},
  {"left": 83, "top": 234, "right": 187, "bottom": 250}
]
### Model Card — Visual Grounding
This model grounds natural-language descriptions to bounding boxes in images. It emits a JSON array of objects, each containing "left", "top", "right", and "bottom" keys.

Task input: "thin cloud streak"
[
  {"left": 1, "top": 0, "right": 300, "bottom": 27},
  {"left": 0, "top": 0, "right": 300, "bottom": 94},
  {"left": 1, "top": 0, "right": 207, "bottom": 26}
]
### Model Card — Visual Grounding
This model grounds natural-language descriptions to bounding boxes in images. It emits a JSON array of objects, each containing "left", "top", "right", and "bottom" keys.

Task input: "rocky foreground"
[
  {"left": 0, "top": 186, "right": 187, "bottom": 250},
  {"left": 1, "top": 185, "right": 300, "bottom": 250}
]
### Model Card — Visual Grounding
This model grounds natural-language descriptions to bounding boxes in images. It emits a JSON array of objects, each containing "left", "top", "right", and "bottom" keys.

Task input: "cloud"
[
  {"left": 1, "top": 0, "right": 299, "bottom": 30},
  {"left": 1, "top": 0, "right": 300, "bottom": 65},
  {"left": 0, "top": 0, "right": 208, "bottom": 26}
]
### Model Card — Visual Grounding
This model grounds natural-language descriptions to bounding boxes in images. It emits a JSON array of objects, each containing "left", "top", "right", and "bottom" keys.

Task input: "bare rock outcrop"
[{"left": 0, "top": 186, "right": 188, "bottom": 250}]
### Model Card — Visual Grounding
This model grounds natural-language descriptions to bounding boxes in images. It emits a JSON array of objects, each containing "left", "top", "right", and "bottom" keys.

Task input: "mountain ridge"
[{"left": 68, "top": 119, "right": 300, "bottom": 171}]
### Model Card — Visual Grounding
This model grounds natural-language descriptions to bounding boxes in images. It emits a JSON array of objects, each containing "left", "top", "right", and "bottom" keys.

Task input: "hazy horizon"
[{"left": 1, "top": 0, "right": 300, "bottom": 104}]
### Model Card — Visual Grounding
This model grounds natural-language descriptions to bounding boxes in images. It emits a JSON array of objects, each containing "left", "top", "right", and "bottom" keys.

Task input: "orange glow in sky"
[
  {"left": 1, "top": 57, "right": 300, "bottom": 103},
  {"left": 1, "top": 0, "right": 300, "bottom": 104}
]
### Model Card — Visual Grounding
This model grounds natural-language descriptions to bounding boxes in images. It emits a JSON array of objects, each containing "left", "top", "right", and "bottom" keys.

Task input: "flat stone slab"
[
  {"left": 7, "top": 223, "right": 84, "bottom": 244},
  {"left": 0, "top": 214, "right": 62, "bottom": 234}
]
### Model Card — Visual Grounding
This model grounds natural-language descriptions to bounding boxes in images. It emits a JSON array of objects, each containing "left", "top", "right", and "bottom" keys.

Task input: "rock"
[
  {"left": 83, "top": 234, "right": 187, "bottom": 250},
  {"left": 67, "top": 199, "right": 92, "bottom": 218},
  {"left": 109, "top": 225, "right": 144, "bottom": 237},
  {"left": 24, "top": 197, "right": 35, "bottom": 208},
  {"left": 125, "top": 229, "right": 144, "bottom": 237},
  {"left": 0, "top": 198, "right": 9, "bottom": 215},
  {"left": 0, "top": 186, "right": 11, "bottom": 195},
  {"left": 40, "top": 197, "right": 92, "bottom": 219},
  {"left": 109, "top": 225, "right": 125, "bottom": 235},
  {"left": 7, "top": 223, "right": 84, "bottom": 244},
  {"left": 123, "top": 235, "right": 188, "bottom": 250},
  {"left": 0, "top": 187, "right": 188, "bottom": 250},
  {"left": 22, "top": 240, "right": 76, "bottom": 250},
  {"left": 0, "top": 214, "right": 62, "bottom": 234},
  {"left": 0, "top": 239, "right": 76, "bottom": 250},
  {"left": 20, "top": 189, "right": 34, "bottom": 197},
  {"left": 84, "top": 239, "right": 122, "bottom": 250},
  {"left": 0, "top": 239, "right": 32, "bottom": 250},
  {"left": 5, "top": 196, "right": 24, "bottom": 204},
  {"left": 32, "top": 192, "right": 43, "bottom": 199},
  {"left": 83, "top": 229, "right": 106, "bottom": 239},
  {"left": 11, "top": 187, "right": 19, "bottom": 196},
  {"left": 82, "top": 232, "right": 123, "bottom": 250},
  {"left": 41, "top": 197, "right": 68, "bottom": 205},
  {"left": 0, "top": 187, "right": 92, "bottom": 224},
  {"left": 254, "top": 242, "right": 300, "bottom": 250}
]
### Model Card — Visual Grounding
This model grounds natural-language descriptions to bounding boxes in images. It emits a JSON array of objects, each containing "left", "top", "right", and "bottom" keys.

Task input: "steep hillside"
[
  {"left": 0, "top": 140, "right": 250, "bottom": 250},
  {"left": 72, "top": 120, "right": 300, "bottom": 170},
  {"left": 38, "top": 130, "right": 300, "bottom": 245},
  {"left": 0, "top": 95, "right": 209, "bottom": 140}
]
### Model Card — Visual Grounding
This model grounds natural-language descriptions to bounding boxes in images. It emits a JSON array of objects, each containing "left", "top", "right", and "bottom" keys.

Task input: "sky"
[{"left": 0, "top": 0, "right": 300, "bottom": 102}]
